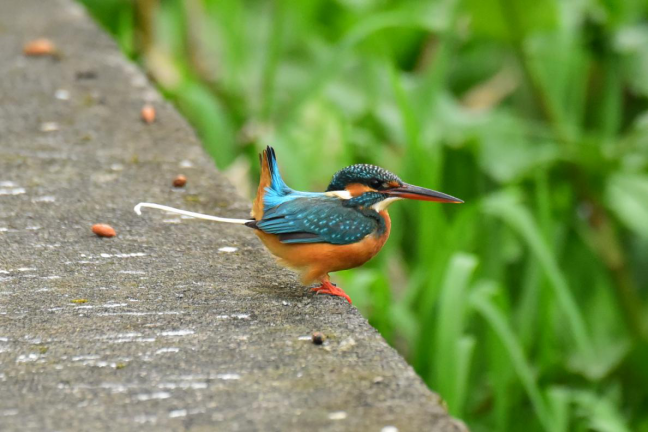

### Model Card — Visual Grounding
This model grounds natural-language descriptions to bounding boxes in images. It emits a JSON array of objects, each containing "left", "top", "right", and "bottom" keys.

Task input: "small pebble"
[
  {"left": 23, "top": 38, "right": 56, "bottom": 56},
  {"left": 328, "top": 411, "right": 347, "bottom": 420},
  {"left": 169, "top": 409, "right": 187, "bottom": 418},
  {"left": 141, "top": 104, "right": 156, "bottom": 124},
  {"left": 218, "top": 247, "right": 238, "bottom": 253},
  {"left": 173, "top": 175, "right": 187, "bottom": 188},
  {"left": 54, "top": 89, "right": 70, "bottom": 100},
  {"left": 312, "top": 332, "right": 325, "bottom": 345},
  {"left": 338, "top": 337, "right": 356, "bottom": 352},
  {"left": 76, "top": 70, "right": 97, "bottom": 80},
  {"left": 40, "top": 122, "right": 59, "bottom": 132},
  {"left": 92, "top": 224, "right": 116, "bottom": 238},
  {"left": 179, "top": 159, "right": 193, "bottom": 168}
]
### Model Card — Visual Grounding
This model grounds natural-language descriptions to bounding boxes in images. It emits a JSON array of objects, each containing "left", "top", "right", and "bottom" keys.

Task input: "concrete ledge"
[{"left": 0, "top": 1, "right": 465, "bottom": 430}]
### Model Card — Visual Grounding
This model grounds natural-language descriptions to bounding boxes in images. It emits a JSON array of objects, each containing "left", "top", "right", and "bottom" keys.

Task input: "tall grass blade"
[
  {"left": 433, "top": 253, "right": 478, "bottom": 416},
  {"left": 483, "top": 191, "right": 595, "bottom": 368},
  {"left": 470, "top": 282, "right": 556, "bottom": 432}
]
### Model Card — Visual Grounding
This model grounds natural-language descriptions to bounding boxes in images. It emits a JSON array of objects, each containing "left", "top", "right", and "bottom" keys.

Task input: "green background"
[{"left": 79, "top": 0, "right": 648, "bottom": 430}]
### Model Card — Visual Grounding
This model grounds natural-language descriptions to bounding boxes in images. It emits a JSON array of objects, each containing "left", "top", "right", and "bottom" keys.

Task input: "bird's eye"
[{"left": 369, "top": 179, "right": 382, "bottom": 189}]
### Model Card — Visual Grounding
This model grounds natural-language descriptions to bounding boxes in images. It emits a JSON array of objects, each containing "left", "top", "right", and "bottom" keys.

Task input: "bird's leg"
[{"left": 311, "top": 275, "right": 351, "bottom": 304}]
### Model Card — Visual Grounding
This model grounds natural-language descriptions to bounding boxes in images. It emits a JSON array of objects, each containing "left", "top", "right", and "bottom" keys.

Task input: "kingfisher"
[{"left": 135, "top": 146, "right": 462, "bottom": 303}]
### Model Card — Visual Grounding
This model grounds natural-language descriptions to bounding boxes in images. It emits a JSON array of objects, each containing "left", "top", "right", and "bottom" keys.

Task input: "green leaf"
[
  {"left": 483, "top": 190, "right": 596, "bottom": 371},
  {"left": 476, "top": 111, "right": 558, "bottom": 183},
  {"left": 464, "top": 0, "right": 558, "bottom": 41},
  {"left": 572, "top": 389, "right": 631, "bottom": 432},
  {"left": 470, "top": 281, "right": 557, "bottom": 432},
  {"left": 433, "top": 253, "right": 478, "bottom": 417},
  {"left": 174, "top": 80, "right": 237, "bottom": 168},
  {"left": 606, "top": 173, "right": 648, "bottom": 240},
  {"left": 546, "top": 386, "right": 571, "bottom": 432}
]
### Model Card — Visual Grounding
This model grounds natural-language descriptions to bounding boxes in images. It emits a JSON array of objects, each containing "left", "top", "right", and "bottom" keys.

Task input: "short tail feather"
[
  {"left": 134, "top": 203, "right": 251, "bottom": 225},
  {"left": 266, "top": 146, "right": 289, "bottom": 193},
  {"left": 252, "top": 146, "right": 290, "bottom": 220},
  {"left": 252, "top": 148, "right": 272, "bottom": 219}
]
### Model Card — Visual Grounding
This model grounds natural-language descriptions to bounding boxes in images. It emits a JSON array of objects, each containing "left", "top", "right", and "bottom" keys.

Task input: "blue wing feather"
[{"left": 257, "top": 196, "right": 378, "bottom": 245}]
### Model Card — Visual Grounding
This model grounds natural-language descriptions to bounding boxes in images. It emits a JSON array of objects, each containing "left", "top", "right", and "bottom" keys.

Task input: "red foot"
[{"left": 311, "top": 281, "right": 352, "bottom": 304}]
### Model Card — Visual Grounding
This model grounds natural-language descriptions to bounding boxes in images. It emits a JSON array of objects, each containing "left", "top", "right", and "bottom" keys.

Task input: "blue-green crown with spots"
[{"left": 326, "top": 164, "right": 403, "bottom": 192}]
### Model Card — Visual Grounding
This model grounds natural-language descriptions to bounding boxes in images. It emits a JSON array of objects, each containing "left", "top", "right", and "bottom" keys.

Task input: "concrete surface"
[{"left": 0, "top": 1, "right": 466, "bottom": 431}]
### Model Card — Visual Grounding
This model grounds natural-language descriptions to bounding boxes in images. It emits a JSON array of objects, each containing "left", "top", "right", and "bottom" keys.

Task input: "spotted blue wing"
[{"left": 256, "top": 197, "right": 378, "bottom": 245}]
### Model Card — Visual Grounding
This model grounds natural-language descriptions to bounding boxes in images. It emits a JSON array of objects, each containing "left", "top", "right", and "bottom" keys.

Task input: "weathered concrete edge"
[{"left": 0, "top": 0, "right": 468, "bottom": 431}]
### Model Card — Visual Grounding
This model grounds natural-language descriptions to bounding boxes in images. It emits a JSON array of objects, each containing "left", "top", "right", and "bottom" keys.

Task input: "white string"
[{"left": 134, "top": 202, "right": 250, "bottom": 225}]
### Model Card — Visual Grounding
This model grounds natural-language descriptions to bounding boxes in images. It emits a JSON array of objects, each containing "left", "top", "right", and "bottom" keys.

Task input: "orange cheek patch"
[{"left": 345, "top": 183, "right": 373, "bottom": 197}]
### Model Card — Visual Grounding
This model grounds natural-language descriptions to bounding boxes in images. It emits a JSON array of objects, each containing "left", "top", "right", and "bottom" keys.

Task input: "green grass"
[{"left": 79, "top": 0, "right": 648, "bottom": 430}]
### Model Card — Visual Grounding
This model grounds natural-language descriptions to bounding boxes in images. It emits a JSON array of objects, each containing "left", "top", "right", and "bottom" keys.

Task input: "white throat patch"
[{"left": 371, "top": 197, "right": 403, "bottom": 212}]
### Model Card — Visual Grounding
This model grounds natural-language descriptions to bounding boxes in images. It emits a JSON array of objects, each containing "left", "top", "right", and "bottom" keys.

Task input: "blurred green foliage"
[{"left": 79, "top": 0, "right": 648, "bottom": 430}]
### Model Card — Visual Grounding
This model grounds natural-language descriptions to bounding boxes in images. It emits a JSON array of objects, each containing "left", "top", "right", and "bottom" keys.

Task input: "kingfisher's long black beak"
[{"left": 386, "top": 183, "right": 463, "bottom": 203}]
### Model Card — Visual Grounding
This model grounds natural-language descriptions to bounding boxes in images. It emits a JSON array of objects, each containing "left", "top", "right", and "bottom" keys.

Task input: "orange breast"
[{"left": 255, "top": 210, "right": 391, "bottom": 285}]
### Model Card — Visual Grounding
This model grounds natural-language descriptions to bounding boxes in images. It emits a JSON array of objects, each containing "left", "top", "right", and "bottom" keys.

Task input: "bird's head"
[{"left": 325, "top": 164, "right": 462, "bottom": 211}]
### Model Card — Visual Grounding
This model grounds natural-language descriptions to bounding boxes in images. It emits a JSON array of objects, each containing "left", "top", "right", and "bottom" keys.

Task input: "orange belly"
[{"left": 255, "top": 210, "right": 391, "bottom": 285}]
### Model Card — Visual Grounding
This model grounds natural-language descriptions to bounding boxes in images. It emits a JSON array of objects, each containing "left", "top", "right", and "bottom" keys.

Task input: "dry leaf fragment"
[
  {"left": 24, "top": 38, "right": 56, "bottom": 56},
  {"left": 173, "top": 175, "right": 187, "bottom": 188},
  {"left": 312, "top": 332, "right": 326, "bottom": 345},
  {"left": 141, "top": 104, "right": 156, "bottom": 124},
  {"left": 92, "top": 224, "right": 116, "bottom": 238}
]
